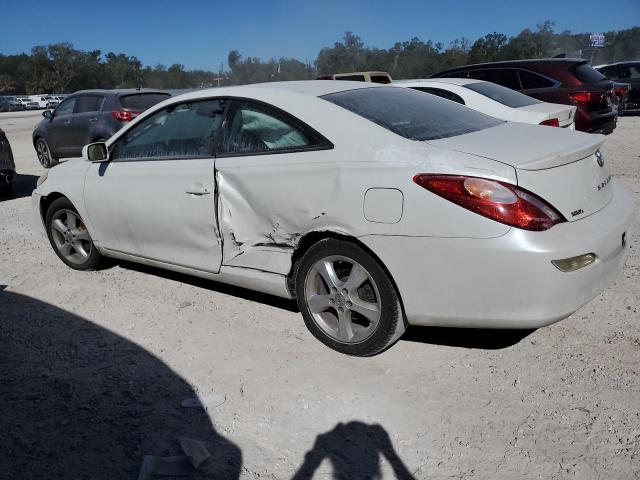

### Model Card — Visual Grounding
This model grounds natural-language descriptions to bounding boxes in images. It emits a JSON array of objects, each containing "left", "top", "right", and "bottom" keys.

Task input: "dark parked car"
[
  {"left": 0, "top": 129, "right": 15, "bottom": 194},
  {"left": 596, "top": 62, "right": 640, "bottom": 113},
  {"left": 611, "top": 82, "right": 631, "bottom": 114},
  {"left": 32, "top": 89, "right": 171, "bottom": 168},
  {"left": 432, "top": 59, "right": 617, "bottom": 134},
  {"left": 0, "top": 96, "right": 25, "bottom": 112}
]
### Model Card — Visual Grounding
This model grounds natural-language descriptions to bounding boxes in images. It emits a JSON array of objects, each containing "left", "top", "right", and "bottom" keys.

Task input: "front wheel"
[
  {"left": 45, "top": 197, "right": 103, "bottom": 270},
  {"left": 35, "top": 138, "right": 58, "bottom": 168},
  {"left": 295, "top": 238, "right": 406, "bottom": 356}
]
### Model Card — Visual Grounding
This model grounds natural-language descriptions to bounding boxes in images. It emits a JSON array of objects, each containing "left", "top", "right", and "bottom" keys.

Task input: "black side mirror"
[{"left": 42, "top": 110, "right": 52, "bottom": 119}]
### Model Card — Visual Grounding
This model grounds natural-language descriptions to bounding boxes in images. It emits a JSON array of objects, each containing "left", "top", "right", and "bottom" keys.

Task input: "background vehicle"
[
  {"left": 0, "top": 129, "right": 15, "bottom": 193},
  {"left": 317, "top": 71, "right": 392, "bottom": 83},
  {"left": 29, "top": 95, "right": 49, "bottom": 109},
  {"left": 17, "top": 97, "right": 40, "bottom": 110},
  {"left": 393, "top": 78, "right": 576, "bottom": 128},
  {"left": 33, "top": 81, "right": 634, "bottom": 356},
  {"left": 45, "top": 95, "right": 64, "bottom": 109},
  {"left": 433, "top": 59, "right": 617, "bottom": 134},
  {"left": 32, "top": 89, "right": 171, "bottom": 168},
  {"left": 596, "top": 62, "right": 640, "bottom": 113},
  {"left": 1, "top": 96, "right": 25, "bottom": 111},
  {"left": 611, "top": 82, "right": 631, "bottom": 114}
]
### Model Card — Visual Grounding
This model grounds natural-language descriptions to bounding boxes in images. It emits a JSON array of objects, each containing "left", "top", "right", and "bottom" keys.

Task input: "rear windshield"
[
  {"left": 371, "top": 75, "right": 391, "bottom": 84},
  {"left": 335, "top": 75, "right": 366, "bottom": 82},
  {"left": 322, "top": 87, "right": 502, "bottom": 141},
  {"left": 463, "top": 81, "right": 540, "bottom": 108},
  {"left": 571, "top": 64, "right": 606, "bottom": 84},
  {"left": 119, "top": 93, "right": 170, "bottom": 111}
]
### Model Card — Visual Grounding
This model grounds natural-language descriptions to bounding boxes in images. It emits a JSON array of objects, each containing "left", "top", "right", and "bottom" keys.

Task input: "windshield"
[
  {"left": 322, "top": 86, "right": 502, "bottom": 141},
  {"left": 463, "top": 81, "right": 540, "bottom": 108}
]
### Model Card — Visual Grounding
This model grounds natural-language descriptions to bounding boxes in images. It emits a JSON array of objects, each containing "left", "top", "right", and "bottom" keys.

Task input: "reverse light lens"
[
  {"left": 539, "top": 118, "right": 560, "bottom": 127},
  {"left": 413, "top": 174, "right": 566, "bottom": 231},
  {"left": 552, "top": 254, "right": 596, "bottom": 272}
]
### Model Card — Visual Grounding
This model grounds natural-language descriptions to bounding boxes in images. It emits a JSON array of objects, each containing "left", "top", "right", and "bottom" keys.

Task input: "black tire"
[
  {"left": 35, "top": 138, "right": 58, "bottom": 169},
  {"left": 294, "top": 238, "right": 406, "bottom": 356},
  {"left": 45, "top": 197, "right": 103, "bottom": 270}
]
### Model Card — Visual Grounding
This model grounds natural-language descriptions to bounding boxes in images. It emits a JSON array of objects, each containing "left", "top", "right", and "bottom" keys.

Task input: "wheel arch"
[
  {"left": 287, "top": 230, "right": 407, "bottom": 321},
  {"left": 39, "top": 192, "right": 68, "bottom": 224}
]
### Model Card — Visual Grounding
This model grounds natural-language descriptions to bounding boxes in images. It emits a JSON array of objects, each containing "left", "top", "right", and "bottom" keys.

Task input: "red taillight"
[
  {"left": 413, "top": 174, "right": 566, "bottom": 231},
  {"left": 111, "top": 110, "right": 140, "bottom": 122},
  {"left": 568, "top": 91, "right": 603, "bottom": 104},
  {"left": 539, "top": 118, "right": 560, "bottom": 127},
  {"left": 614, "top": 86, "right": 629, "bottom": 96}
]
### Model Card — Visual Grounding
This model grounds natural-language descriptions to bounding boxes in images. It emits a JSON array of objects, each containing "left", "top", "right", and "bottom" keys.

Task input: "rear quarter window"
[
  {"left": 571, "top": 64, "right": 606, "bottom": 84},
  {"left": 518, "top": 70, "right": 555, "bottom": 89},
  {"left": 119, "top": 93, "right": 171, "bottom": 111},
  {"left": 323, "top": 87, "right": 502, "bottom": 141}
]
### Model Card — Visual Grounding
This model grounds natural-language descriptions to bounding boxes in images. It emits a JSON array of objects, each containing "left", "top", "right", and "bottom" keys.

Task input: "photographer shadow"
[
  {"left": 292, "top": 421, "right": 416, "bottom": 480},
  {"left": 0, "top": 286, "right": 241, "bottom": 479}
]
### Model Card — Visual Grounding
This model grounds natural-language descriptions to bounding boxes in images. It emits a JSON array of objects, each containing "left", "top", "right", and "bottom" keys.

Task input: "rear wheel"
[
  {"left": 45, "top": 197, "right": 103, "bottom": 270},
  {"left": 295, "top": 238, "right": 406, "bottom": 356},
  {"left": 35, "top": 138, "right": 58, "bottom": 168}
]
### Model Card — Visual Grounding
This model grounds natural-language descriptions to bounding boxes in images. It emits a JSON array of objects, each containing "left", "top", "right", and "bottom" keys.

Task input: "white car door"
[
  {"left": 213, "top": 99, "right": 336, "bottom": 272},
  {"left": 84, "top": 99, "right": 225, "bottom": 273}
]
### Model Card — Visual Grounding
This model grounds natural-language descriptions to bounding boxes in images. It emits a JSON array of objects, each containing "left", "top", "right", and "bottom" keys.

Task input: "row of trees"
[{"left": 0, "top": 23, "right": 638, "bottom": 94}]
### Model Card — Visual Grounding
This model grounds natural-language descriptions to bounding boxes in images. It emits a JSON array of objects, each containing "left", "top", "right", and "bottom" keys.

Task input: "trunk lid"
[
  {"left": 517, "top": 102, "right": 575, "bottom": 127},
  {"left": 428, "top": 122, "right": 612, "bottom": 220}
]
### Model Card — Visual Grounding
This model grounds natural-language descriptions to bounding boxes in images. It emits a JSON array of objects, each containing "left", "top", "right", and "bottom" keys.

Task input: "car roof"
[
  {"left": 393, "top": 78, "right": 479, "bottom": 86},
  {"left": 436, "top": 58, "right": 587, "bottom": 74},
  {"left": 69, "top": 88, "right": 170, "bottom": 96},
  {"left": 596, "top": 61, "right": 639, "bottom": 67},
  {"left": 169, "top": 80, "right": 384, "bottom": 102}
]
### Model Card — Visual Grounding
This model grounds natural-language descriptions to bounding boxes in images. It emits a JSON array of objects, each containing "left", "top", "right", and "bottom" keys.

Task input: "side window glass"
[
  {"left": 470, "top": 69, "right": 521, "bottom": 90},
  {"left": 518, "top": 70, "right": 554, "bottom": 89},
  {"left": 112, "top": 99, "right": 225, "bottom": 161},
  {"left": 74, "top": 95, "right": 105, "bottom": 114},
  {"left": 55, "top": 98, "right": 76, "bottom": 117},
  {"left": 412, "top": 87, "right": 465, "bottom": 105},
  {"left": 629, "top": 66, "right": 640, "bottom": 78},
  {"left": 221, "top": 101, "right": 315, "bottom": 154}
]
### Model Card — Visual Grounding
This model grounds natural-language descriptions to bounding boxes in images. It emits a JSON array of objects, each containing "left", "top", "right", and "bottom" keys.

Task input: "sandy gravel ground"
[{"left": 0, "top": 111, "right": 638, "bottom": 479}]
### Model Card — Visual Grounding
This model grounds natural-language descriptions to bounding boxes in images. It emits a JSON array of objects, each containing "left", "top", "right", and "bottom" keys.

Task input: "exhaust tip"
[{"left": 3, "top": 174, "right": 14, "bottom": 184}]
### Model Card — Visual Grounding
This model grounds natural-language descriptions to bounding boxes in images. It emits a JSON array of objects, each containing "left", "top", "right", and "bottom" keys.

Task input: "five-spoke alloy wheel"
[
  {"left": 36, "top": 138, "right": 58, "bottom": 169},
  {"left": 45, "top": 197, "right": 103, "bottom": 270},
  {"left": 295, "top": 238, "right": 405, "bottom": 356}
]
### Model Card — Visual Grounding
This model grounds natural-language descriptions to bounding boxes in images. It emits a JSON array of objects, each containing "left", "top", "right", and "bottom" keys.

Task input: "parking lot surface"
[{"left": 1, "top": 110, "right": 638, "bottom": 479}]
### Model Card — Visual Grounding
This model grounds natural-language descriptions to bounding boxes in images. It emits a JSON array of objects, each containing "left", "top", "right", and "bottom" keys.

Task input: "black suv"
[
  {"left": 432, "top": 59, "right": 617, "bottom": 134},
  {"left": 33, "top": 89, "right": 170, "bottom": 168},
  {"left": 596, "top": 62, "right": 640, "bottom": 113}
]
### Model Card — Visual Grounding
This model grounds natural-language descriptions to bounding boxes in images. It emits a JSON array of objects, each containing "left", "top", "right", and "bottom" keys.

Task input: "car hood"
[{"left": 427, "top": 122, "right": 603, "bottom": 171}]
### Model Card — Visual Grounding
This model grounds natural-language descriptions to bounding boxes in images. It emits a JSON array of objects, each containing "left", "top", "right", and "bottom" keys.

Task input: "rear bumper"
[
  {"left": 575, "top": 108, "right": 617, "bottom": 134},
  {"left": 360, "top": 180, "right": 635, "bottom": 329}
]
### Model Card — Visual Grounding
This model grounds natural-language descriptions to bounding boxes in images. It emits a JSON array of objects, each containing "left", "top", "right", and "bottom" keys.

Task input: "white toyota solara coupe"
[{"left": 33, "top": 81, "right": 635, "bottom": 356}]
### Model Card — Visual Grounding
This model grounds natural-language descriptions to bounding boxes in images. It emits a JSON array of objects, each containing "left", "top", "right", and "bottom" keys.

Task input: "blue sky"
[{"left": 1, "top": 0, "right": 638, "bottom": 70}]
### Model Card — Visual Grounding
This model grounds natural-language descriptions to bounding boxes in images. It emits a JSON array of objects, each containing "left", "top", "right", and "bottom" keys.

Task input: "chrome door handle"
[
  {"left": 63, "top": 120, "right": 71, "bottom": 125},
  {"left": 89, "top": 117, "right": 98, "bottom": 122},
  {"left": 185, "top": 183, "right": 211, "bottom": 195}
]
